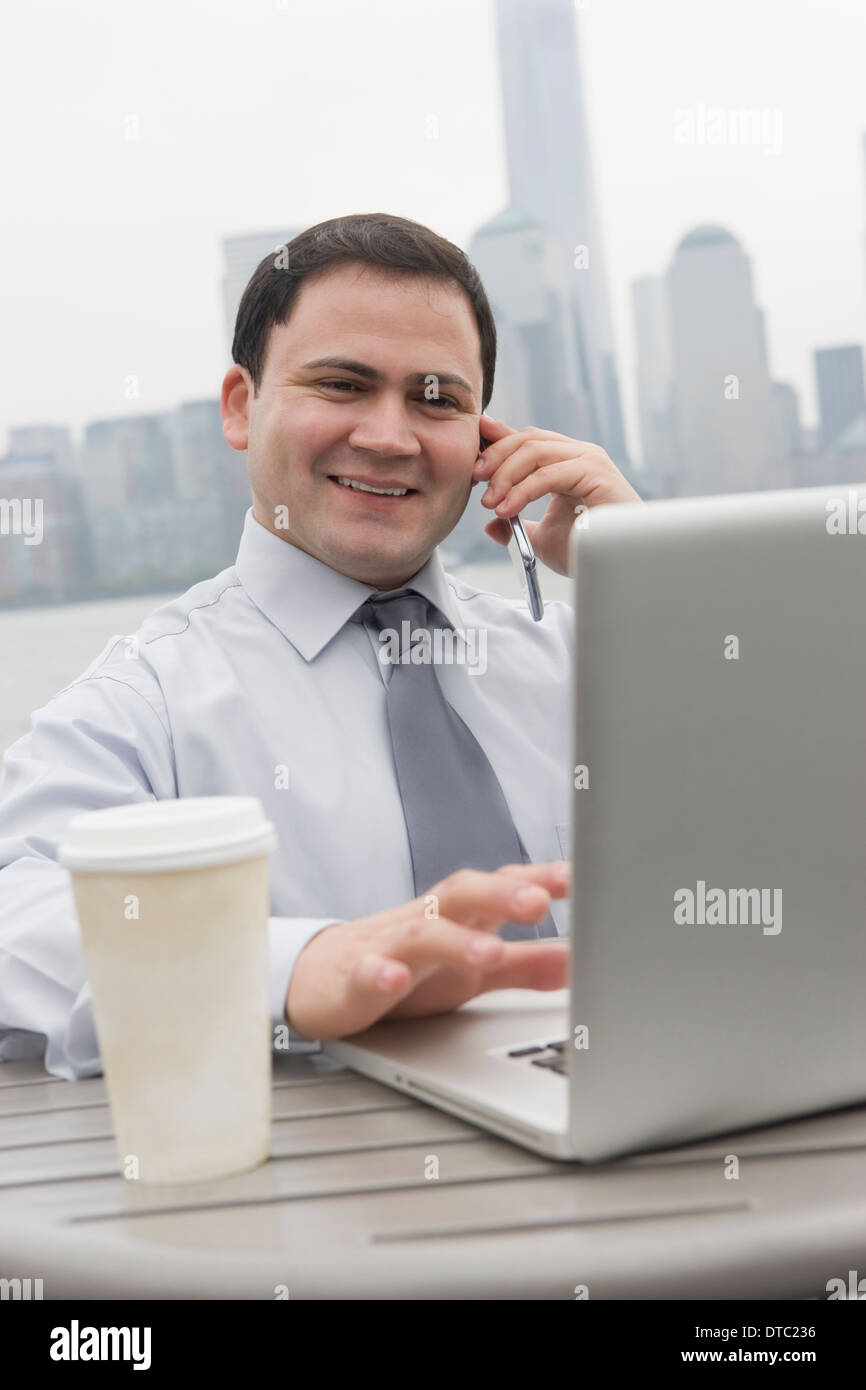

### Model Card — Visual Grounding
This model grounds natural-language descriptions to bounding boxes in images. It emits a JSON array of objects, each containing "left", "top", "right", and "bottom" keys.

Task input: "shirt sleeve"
[
  {"left": 0, "top": 674, "right": 339, "bottom": 1078},
  {"left": 267, "top": 916, "right": 343, "bottom": 1053}
]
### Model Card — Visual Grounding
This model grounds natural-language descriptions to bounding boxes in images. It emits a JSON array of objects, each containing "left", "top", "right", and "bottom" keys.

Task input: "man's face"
[{"left": 221, "top": 261, "right": 485, "bottom": 589}]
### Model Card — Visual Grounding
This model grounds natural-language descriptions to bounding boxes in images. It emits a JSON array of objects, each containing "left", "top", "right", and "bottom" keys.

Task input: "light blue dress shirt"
[{"left": 0, "top": 507, "right": 573, "bottom": 1079}]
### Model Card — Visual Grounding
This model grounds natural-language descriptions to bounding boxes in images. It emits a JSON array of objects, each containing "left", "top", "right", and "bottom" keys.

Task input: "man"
[{"left": 0, "top": 212, "right": 640, "bottom": 1079}]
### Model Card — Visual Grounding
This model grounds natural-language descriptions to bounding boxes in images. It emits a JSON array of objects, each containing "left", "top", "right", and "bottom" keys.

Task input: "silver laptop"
[{"left": 325, "top": 483, "right": 866, "bottom": 1162}]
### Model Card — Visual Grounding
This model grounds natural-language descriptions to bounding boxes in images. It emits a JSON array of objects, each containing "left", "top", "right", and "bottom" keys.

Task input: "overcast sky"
[{"left": 3, "top": 0, "right": 866, "bottom": 464}]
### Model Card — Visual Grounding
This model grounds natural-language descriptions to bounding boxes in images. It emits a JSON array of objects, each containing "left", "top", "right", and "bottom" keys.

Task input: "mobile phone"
[
  {"left": 478, "top": 430, "right": 544, "bottom": 621},
  {"left": 508, "top": 513, "right": 544, "bottom": 620}
]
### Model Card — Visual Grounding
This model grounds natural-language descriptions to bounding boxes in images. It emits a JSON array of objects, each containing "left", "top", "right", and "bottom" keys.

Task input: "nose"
[{"left": 346, "top": 396, "right": 422, "bottom": 457}]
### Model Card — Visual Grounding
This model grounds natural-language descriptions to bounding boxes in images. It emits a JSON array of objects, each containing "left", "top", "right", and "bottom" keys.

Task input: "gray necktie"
[{"left": 353, "top": 588, "right": 558, "bottom": 940}]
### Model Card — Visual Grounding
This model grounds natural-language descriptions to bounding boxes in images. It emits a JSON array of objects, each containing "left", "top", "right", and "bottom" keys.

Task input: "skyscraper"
[
  {"left": 222, "top": 230, "right": 299, "bottom": 357},
  {"left": 470, "top": 0, "right": 627, "bottom": 463},
  {"left": 666, "top": 225, "right": 779, "bottom": 495},
  {"left": 4, "top": 425, "right": 75, "bottom": 474},
  {"left": 771, "top": 381, "right": 802, "bottom": 461},
  {"left": 862, "top": 132, "right": 866, "bottom": 346},
  {"left": 814, "top": 345, "right": 866, "bottom": 448},
  {"left": 632, "top": 276, "right": 676, "bottom": 491}
]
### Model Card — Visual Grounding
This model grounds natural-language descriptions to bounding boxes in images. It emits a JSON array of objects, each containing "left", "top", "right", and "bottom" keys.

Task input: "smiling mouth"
[{"left": 328, "top": 475, "right": 418, "bottom": 499}]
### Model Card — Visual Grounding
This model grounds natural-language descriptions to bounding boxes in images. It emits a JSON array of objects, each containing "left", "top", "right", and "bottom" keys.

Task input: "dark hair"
[{"left": 231, "top": 212, "right": 496, "bottom": 410}]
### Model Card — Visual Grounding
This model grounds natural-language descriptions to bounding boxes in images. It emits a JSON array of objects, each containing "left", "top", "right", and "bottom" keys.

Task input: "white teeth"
[{"left": 335, "top": 476, "right": 409, "bottom": 496}]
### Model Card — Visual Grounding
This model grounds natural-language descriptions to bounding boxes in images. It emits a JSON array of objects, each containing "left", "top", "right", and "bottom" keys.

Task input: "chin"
[{"left": 342, "top": 542, "right": 427, "bottom": 581}]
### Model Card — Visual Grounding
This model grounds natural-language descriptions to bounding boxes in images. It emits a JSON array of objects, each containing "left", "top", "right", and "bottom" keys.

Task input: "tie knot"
[
  {"left": 355, "top": 588, "right": 429, "bottom": 631},
  {"left": 354, "top": 588, "right": 448, "bottom": 662}
]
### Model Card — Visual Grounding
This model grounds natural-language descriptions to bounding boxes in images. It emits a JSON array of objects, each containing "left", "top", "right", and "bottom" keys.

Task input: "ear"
[{"left": 221, "top": 365, "right": 252, "bottom": 451}]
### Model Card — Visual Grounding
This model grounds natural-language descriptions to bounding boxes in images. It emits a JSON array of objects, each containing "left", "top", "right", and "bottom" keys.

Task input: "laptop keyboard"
[{"left": 507, "top": 1038, "right": 569, "bottom": 1075}]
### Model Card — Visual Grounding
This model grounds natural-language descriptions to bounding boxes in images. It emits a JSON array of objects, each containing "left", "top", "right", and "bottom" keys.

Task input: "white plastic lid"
[{"left": 57, "top": 796, "right": 279, "bottom": 875}]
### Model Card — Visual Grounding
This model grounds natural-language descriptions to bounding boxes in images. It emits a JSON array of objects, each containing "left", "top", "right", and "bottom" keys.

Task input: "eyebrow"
[{"left": 298, "top": 357, "right": 476, "bottom": 400}]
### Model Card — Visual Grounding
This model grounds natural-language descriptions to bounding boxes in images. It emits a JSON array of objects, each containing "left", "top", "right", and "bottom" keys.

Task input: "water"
[
  {"left": 0, "top": 593, "right": 174, "bottom": 757},
  {"left": 0, "top": 560, "right": 573, "bottom": 757}
]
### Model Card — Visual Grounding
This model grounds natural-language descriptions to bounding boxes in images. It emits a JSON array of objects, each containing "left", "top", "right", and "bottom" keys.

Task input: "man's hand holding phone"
[{"left": 473, "top": 413, "right": 642, "bottom": 577}]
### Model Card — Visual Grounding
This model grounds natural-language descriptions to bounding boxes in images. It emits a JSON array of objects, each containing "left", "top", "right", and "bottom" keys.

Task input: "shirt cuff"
[{"left": 267, "top": 915, "right": 343, "bottom": 1053}]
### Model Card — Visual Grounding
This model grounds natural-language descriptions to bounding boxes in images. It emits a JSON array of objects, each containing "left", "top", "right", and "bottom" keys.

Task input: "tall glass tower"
[{"left": 491, "top": 0, "right": 627, "bottom": 462}]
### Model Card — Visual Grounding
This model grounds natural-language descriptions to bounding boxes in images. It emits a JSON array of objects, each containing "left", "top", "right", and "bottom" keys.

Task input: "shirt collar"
[{"left": 234, "top": 506, "right": 465, "bottom": 662}]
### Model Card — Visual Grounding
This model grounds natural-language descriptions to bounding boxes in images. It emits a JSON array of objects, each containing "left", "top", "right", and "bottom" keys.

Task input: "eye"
[{"left": 319, "top": 381, "right": 459, "bottom": 409}]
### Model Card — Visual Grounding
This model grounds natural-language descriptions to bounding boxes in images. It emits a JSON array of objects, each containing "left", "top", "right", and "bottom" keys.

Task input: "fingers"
[
  {"left": 347, "top": 936, "right": 569, "bottom": 1034},
  {"left": 484, "top": 517, "right": 512, "bottom": 546},
  {"left": 312, "top": 950, "right": 417, "bottom": 1037},
  {"left": 352, "top": 950, "right": 413, "bottom": 1001},
  {"left": 344, "top": 922, "right": 507, "bottom": 1032},
  {"left": 372, "top": 915, "right": 507, "bottom": 975},
  {"left": 476, "top": 940, "right": 569, "bottom": 994},
  {"left": 426, "top": 861, "right": 570, "bottom": 933},
  {"left": 479, "top": 438, "right": 571, "bottom": 507}
]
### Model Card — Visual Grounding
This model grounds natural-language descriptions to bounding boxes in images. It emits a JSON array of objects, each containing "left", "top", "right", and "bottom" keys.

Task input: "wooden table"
[{"left": 2, "top": 1052, "right": 865, "bottom": 1299}]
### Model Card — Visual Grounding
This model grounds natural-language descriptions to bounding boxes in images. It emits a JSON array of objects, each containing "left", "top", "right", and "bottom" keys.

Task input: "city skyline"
[
  {"left": 3, "top": 0, "right": 866, "bottom": 459},
  {"left": 7, "top": 196, "right": 864, "bottom": 458}
]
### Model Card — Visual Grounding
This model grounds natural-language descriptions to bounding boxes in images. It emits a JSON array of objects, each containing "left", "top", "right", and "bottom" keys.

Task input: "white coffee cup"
[{"left": 58, "top": 796, "right": 278, "bottom": 1184}]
